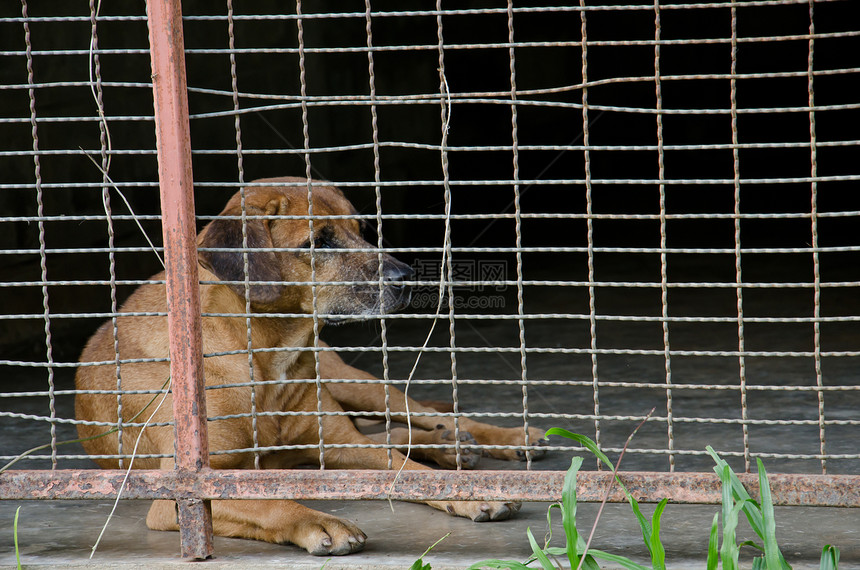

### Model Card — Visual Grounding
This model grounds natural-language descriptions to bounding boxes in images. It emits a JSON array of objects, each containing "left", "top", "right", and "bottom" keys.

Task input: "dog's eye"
[
  {"left": 301, "top": 237, "right": 331, "bottom": 249},
  {"left": 301, "top": 228, "right": 334, "bottom": 250}
]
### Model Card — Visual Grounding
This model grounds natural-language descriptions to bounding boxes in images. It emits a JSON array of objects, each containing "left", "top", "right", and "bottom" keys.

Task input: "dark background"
[{"left": 1, "top": 0, "right": 858, "bottom": 365}]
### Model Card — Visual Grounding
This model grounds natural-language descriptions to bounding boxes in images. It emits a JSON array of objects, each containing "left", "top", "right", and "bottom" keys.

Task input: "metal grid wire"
[{"left": 2, "top": 0, "right": 860, "bottom": 499}]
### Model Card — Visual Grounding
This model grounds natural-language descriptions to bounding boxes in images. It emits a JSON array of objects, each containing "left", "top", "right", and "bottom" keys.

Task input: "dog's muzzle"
[{"left": 381, "top": 258, "right": 413, "bottom": 312}]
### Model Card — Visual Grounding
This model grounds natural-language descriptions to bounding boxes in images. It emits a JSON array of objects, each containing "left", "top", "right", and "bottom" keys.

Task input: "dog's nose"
[
  {"left": 373, "top": 258, "right": 413, "bottom": 312},
  {"left": 384, "top": 261, "right": 413, "bottom": 283}
]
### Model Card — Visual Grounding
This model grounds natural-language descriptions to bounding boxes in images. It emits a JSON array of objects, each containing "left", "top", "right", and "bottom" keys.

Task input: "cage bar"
[
  {"left": 1, "top": 469, "right": 858, "bottom": 508},
  {"left": 145, "top": 0, "right": 213, "bottom": 559}
]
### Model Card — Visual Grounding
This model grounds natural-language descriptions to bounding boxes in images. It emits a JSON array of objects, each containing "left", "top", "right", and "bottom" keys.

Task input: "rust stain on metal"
[
  {"left": 178, "top": 498, "right": 214, "bottom": 560},
  {"left": 2, "top": 469, "right": 859, "bottom": 507}
]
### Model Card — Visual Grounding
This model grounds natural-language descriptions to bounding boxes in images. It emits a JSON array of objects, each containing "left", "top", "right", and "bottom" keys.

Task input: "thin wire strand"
[
  {"left": 88, "top": 0, "right": 125, "bottom": 470},
  {"left": 436, "top": 2, "right": 464, "bottom": 471},
  {"left": 580, "top": 0, "right": 601, "bottom": 471},
  {"left": 730, "top": 0, "right": 751, "bottom": 474},
  {"left": 5, "top": 2, "right": 853, "bottom": 24},
  {"left": 89, "top": 379, "right": 172, "bottom": 559},
  {"left": 227, "top": 0, "right": 260, "bottom": 471},
  {"left": 386, "top": 77, "right": 455, "bottom": 503},
  {"left": 21, "top": 0, "right": 57, "bottom": 470},
  {"left": 807, "top": 0, "right": 826, "bottom": 475},
  {"left": 507, "top": 0, "right": 532, "bottom": 468},
  {"left": 296, "top": 1, "right": 326, "bottom": 469},
  {"left": 654, "top": 0, "right": 675, "bottom": 473},
  {"left": 364, "top": 0, "right": 394, "bottom": 470}
]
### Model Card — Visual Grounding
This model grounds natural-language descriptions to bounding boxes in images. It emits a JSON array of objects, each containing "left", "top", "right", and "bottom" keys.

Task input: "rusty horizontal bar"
[{"left": 1, "top": 469, "right": 858, "bottom": 507}]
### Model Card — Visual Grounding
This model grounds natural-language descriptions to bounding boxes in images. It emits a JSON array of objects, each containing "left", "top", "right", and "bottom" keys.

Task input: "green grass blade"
[
  {"left": 624, "top": 493, "right": 654, "bottom": 558},
  {"left": 467, "top": 560, "right": 531, "bottom": 570},
  {"left": 707, "top": 446, "right": 765, "bottom": 538},
  {"left": 712, "top": 452, "right": 792, "bottom": 570},
  {"left": 720, "top": 500, "right": 749, "bottom": 570},
  {"left": 408, "top": 533, "right": 449, "bottom": 570},
  {"left": 14, "top": 506, "right": 21, "bottom": 570},
  {"left": 545, "top": 503, "right": 560, "bottom": 547},
  {"left": 706, "top": 512, "right": 720, "bottom": 570},
  {"left": 561, "top": 456, "right": 584, "bottom": 569},
  {"left": 529, "top": 546, "right": 598, "bottom": 569},
  {"left": 546, "top": 428, "right": 653, "bottom": 552},
  {"left": 574, "top": 549, "right": 602, "bottom": 570},
  {"left": 719, "top": 464, "right": 735, "bottom": 543},
  {"left": 546, "top": 428, "right": 615, "bottom": 471},
  {"left": 526, "top": 527, "right": 556, "bottom": 570},
  {"left": 717, "top": 458, "right": 762, "bottom": 570},
  {"left": 740, "top": 540, "right": 764, "bottom": 552},
  {"left": 419, "top": 533, "right": 449, "bottom": 560},
  {"left": 819, "top": 544, "right": 840, "bottom": 570},
  {"left": 717, "top": 463, "right": 740, "bottom": 570},
  {"left": 756, "top": 458, "right": 790, "bottom": 570},
  {"left": 649, "top": 498, "right": 668, "bottom": 570},
  {"left": 587, "top": 549, "right": 650, "bottom": 570},
  {"left": 542, "top": 547, "right": 568, "bottom": 557}
]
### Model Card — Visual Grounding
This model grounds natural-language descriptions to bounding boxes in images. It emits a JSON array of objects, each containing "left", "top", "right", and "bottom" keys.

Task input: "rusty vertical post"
[{"left": 145, "top": 0, "right": 213, "bottom": 559}]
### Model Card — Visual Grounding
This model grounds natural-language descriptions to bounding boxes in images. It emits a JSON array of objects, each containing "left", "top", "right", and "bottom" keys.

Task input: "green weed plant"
[
  {"left": 458, "top": 431, "right": 841, "bottom": 570},
  {"left": 13, "top": 506, "right": 21, "bottom": 570}
]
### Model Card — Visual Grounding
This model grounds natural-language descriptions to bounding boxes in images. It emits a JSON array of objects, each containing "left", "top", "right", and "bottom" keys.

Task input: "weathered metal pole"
[
  {"left": 145, "top": 0, "right": 213, "bottom": 559},
  {"left": 2, "top": 469, "right": 860, "bottom": 508}
]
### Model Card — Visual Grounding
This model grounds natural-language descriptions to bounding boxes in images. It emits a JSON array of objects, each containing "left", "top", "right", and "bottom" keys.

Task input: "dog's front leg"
[
  {"left": 365, "top": 426, "right": 481, "bottom": 469},
  {"left": 320, "top": 345, "right": 548, "bottom": 462},
  {"left": 146, "top": 498, "right": 366, "bottom": 556},
  {"left": 317, "top": 411, "right": 520, "bottom": 523}
]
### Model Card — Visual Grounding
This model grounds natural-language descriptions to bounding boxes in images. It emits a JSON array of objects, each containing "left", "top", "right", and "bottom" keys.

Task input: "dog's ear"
[{"left": 197, "top": 215, "right": 284, "bottom": 306}]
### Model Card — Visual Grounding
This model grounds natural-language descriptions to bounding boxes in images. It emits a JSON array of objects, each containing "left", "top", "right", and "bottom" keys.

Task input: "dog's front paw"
[
  {"left": 431, "top": 500, "right": 521, "bottom": 522},
  {"left": 293, "top": 513, "right": 367, "bottom": 556},
  {"left": 514, "top": 431, "right": 551, "bottom": 461},
  {"left": 428, "top": 426, "right": 480, "bottom": 469},
  {"left": 476, "top": 426, "right": 549, "bottom": 462}
]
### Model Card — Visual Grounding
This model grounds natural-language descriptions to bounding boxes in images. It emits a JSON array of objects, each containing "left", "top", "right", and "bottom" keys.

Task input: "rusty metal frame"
[
  {"left": 2, "top": 0, "right": 860, "bottom": 563},
  {"left": 1, "top": 469, "right": 859, "bottom": 509}
]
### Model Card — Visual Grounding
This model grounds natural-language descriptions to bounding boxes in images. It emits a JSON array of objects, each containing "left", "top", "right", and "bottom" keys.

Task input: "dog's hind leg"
[
  {"left": 145, "top": 448, "right": 366, "bottom": 555},
  {"left": 146, "top": 498, "right": 366, "bottom": 556}
]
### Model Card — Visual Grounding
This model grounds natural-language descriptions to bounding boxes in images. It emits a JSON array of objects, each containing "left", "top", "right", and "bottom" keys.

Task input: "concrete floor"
[{"left": 2, "top": 497, "right": 859, "bottom": 568}]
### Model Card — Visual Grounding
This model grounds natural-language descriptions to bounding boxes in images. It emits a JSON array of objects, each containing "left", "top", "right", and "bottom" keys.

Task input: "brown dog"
[{"left": 75, "top": 176, "right": 546, "bottom": 556}]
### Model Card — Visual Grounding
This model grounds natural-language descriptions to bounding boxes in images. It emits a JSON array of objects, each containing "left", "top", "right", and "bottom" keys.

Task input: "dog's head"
[{"left": 197, "top": 176, "right": 412, "bottom": 319}]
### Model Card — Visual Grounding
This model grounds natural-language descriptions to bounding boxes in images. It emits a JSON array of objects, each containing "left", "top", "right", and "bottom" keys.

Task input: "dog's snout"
[
  {"left": 374, "top": 258, "right": 412, "bottom": 313},
  {"left": 384, "top": 260, "right": 413, "bottom": 283}
]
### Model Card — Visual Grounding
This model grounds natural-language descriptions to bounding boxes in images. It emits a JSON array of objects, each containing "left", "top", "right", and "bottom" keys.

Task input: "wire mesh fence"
[{"left": 1, "top": 0, "right": 860, "bottom": 558}]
